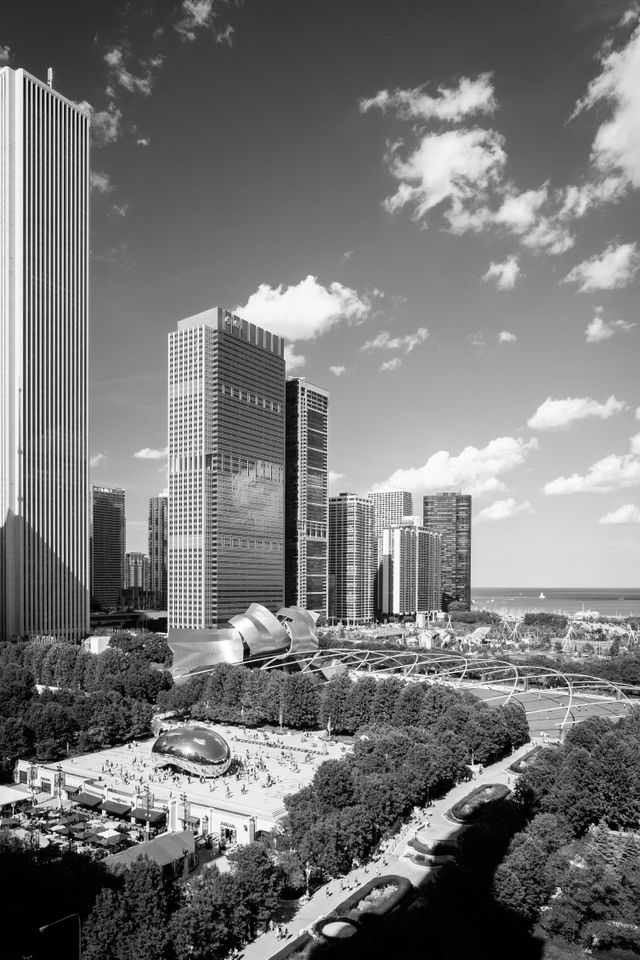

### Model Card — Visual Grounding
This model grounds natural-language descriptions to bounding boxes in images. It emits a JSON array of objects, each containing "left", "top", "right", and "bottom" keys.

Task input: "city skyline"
[{"left": 2, "top": 2, "right": 639, "bottom": 587}]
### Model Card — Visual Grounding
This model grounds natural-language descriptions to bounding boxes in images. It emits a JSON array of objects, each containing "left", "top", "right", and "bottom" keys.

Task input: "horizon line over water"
[{"left": 471, "top": 587, "right": 640, "bottom": 618}]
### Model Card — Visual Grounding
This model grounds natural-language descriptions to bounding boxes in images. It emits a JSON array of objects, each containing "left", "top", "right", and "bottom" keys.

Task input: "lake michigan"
[{"left": 472, "top": 587, "right": 640, "bottom": 618}]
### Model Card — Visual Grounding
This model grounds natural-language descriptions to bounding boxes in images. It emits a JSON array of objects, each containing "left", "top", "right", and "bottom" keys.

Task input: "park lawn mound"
[
  {"left": 449, "top": 783, "right": 510, "bottom": 823},
  {"left": 509, "top": 745, "right": 544, "bottom": 773},
  {"left": 310, "top": 875, "right": 413, "bottom": 946}
]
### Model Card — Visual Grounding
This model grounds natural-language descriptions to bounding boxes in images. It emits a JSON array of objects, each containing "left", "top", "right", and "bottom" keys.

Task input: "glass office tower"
[
  {"left": 285, "top": 378, "right": 329, "bottom": 617},
  {"left": 168, "top": 308, "right": 285, "bottom": 633},
  {"left": 422, "top": 492, "right": 472, "bottom": 610},
  {"left": 0, "top": 67, "right": 90, "bottom": 640},
  {"left": 148, "top": 494, "right": 168, "bottom": 609},
  {"left": 91, "top": 486, "right": 126, "bottom": 611}
]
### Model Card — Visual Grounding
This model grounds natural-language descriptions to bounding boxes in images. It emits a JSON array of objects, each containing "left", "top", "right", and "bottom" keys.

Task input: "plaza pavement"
[
  {"left": 238, "top": 740, "right": 537, "bottom": 960},
  {"left": 60, "top": 725, "right": 348, "bottom": 830}
]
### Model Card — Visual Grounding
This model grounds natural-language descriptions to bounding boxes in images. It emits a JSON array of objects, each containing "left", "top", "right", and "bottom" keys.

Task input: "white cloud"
[
  {"left": 372, "top": 436, "right": 538, "bottom": 498},
  {"left": 90, "top": 453, "right": 107, "bottom": 469},
  {"left": 104, "top": 47, "right": 156, "bottom": 96},
  {"left": 284, "top": 344, "right": 305, "bottom": 372},
  {"left": 176, "top": 0, "right": 234, "bottom": 43},
  {"left": 528, "top": 395, "right": 626, "bottom": 430},
  {"left": 482, "top": 255, "right": 521, "bottom": 290},
  {"left": 598, "top": 504, "right": 640, "bottom": 524},
  {"left": 544, "top": 435, "right": 640, "bottom": 494},
  {"left": 585, "top": 306, "right": 636, "bottom": 342},
  {"left": 362, "top": 326, "right": 428, "bottom": 354},
  {"left": 90, "top": 171, "right": 113, "bottom": 195},
  {"left": 78, "top": 101, "right": 122, "bottom": 146},
  {"left": 380, "top": 358, "right": 402, "bottom": 372},
  {"left": 476, "top": 498, "right": 532, "bottom": 523},
  {"left": 574, "top": 20, "right": 640, "bottom": 187},
  {"left": 329, "top": 365, "right": 347, "bottom": 376},
  {"left": 0, "top": 45, "right": 11, "bottom": 66},
  {"left": 236, "top": 275, "right": 370, "bottom": 343},
  {"left": 498, "top": 330, "right": 517, "bottom": 344},
  {"left": 110, "top": 203, "right": 129, "bottom": 220},
  {"left": 341, "top": 250, "right": 354, "bottom": 262},
  {"left": 360, "top": 74, "right": 497, "bottom": 123},
  {"left": 637, "top": 406, "right": 640, "bottom": 420},
  {"left": 361, "top": 67, "right": 631, "bottom": 255},
  {"left": 133, "top": 447, "right": 168, "bottom": 460},
  {"left": 563, "top": 242, "right": 640, "bottom": 291},
  {"left": 467, "top": 332, "right": 486, "bottom": 352},
  {"left": 328, "top": 471, "right": 345, "bottom": 483},
  {"left": 136, "top": 137, "right": 150, "bottom": 147},
  {"left": 384, "top": 127, "right": 507, "bottom": 224}
]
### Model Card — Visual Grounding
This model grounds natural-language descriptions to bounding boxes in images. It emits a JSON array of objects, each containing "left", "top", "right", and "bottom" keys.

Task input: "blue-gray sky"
[{"left": 3, "top": 0, "right": 639, "bottom": 586}]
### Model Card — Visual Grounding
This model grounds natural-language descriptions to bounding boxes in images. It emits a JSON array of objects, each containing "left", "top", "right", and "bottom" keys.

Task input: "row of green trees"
[
  {"left": 494, "top": 711, "right": 640, "bottom": 953},
  {"left": 0, "top": 639, "right": 172, "bottom": 770},
  {"left": 158, "top": 663, "right": 529, "bottom": 755},
  {"left": 279, "top": 682, "right": 529, "bottom": 879},
  {"left": 84, "top": 844, "right": 283, "bottom": 960},
  {"left": 0, "top": 829, "right": 283, "bottom": 960}
]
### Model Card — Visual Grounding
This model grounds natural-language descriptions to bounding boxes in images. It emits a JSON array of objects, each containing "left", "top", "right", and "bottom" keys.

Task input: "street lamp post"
[
  {"left": 180, "top": 792, "right": 188, "bottom": 831},
  {"left": 39, "top": 912, "right": 81, "bottom": 960},
  {"left": 143, "top": 785, "right": 152, "bottom": 840}
]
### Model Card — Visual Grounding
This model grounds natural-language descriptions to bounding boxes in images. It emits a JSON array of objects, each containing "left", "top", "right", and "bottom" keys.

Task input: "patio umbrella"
[{"left": 97, "top": 833, "right": 123, "bottom": 847}]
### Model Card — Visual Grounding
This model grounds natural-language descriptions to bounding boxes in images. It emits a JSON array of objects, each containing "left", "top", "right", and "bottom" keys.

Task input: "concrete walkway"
[{"left": 239, "top": 740, "right": 537, "bottom": 960}]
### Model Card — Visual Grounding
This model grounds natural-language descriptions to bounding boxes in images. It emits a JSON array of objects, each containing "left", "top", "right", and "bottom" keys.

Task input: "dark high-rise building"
[
  {"left": 285, "top": 378, "right": 329, "bottom": 617},
  {"left": 148, "top": 494, "right": 168, "bottom": 609},
  {"left": 422, "top": 492, "right": 472, "bottom": 610},
  {"left": 1, "top": 67, "right": 90, "bottom": 641},
  {"left": 168, "top": 308, "right": 285, "bottom": 635},
  {"left": 328, "top": 493, "right": 374, "bottom": 624},
  {"left": 91, "top": 486, "right": 126, "bottom": 611}
]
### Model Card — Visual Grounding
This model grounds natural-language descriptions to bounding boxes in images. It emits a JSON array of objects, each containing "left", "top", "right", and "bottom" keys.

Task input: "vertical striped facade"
[
  {"left": 328, "top": 493, "right": 374, "bottom": 624},
  {"left": 0, "top": 68, "right": 89, "bottom": 641},
  {"left": 377, "top": 519, "right": 442, "bottom": 616}
]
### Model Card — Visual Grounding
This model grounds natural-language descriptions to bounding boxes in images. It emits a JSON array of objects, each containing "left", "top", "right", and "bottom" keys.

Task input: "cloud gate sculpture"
[
  {"left": 152, "top": 726, "right": 232, "bottom": 778},
  {"left": 169, "top": 604, "right": 319, "bottom": 679}
]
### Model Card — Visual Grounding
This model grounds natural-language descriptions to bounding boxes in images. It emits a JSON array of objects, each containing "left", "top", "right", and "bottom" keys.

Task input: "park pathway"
[{"left": 239, "top": 740, "right": 537, "bottom": 960}]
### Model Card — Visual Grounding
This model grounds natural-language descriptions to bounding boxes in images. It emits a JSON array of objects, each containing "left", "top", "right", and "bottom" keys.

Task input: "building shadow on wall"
[{"left": 0, "top": 510, "right": 88, "bottom": 641}]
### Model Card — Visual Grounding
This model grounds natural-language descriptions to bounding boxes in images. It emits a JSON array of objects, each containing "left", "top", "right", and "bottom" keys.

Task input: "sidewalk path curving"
[{"left": 239, "top": 740, "right": 537, "bottom": 960}]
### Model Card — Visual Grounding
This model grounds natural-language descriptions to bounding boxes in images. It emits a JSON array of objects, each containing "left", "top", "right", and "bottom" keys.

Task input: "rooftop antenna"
[{"left": 47, "top": 67, "right": 53, "bottom": 89}]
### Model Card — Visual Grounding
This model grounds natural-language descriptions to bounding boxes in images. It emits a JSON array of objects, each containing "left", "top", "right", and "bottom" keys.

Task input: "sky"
[{"left": 2, "top": 0, "right": 640, "bottom": 587}]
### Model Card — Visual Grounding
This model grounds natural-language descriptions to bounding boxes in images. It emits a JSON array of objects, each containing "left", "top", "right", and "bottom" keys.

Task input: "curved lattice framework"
[{"left": 181, "top": 648, "right": 640, "bottom": 736}]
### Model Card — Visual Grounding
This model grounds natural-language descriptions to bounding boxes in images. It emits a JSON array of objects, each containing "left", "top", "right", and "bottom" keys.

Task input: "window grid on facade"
[
  {"left": 285, "top": 378, "right": 329, "bottom": 616},
  {"left": 168, "top": 308, "right": 285, "bottom": 630}
]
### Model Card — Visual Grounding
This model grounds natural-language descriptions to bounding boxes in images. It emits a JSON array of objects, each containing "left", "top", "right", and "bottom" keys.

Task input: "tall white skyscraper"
[
  {"left": 168, "top": 308, "right": 285, "bottom": 638},
  {"left": 377, "top": 517, "right": 442, "bottom": 617},
  {"left": 0, "top": 68, "right": 90, "bottom": 641},
  {"left": 328, "top": 493, "right": 374, "bottom": 624},
  {"left": 367, "top": 490, "right": 413, "bottom": 537}
]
